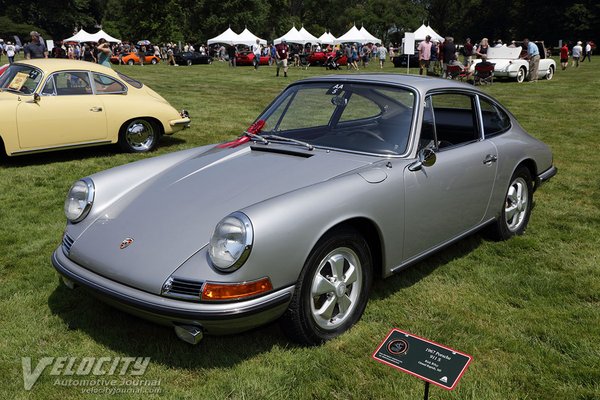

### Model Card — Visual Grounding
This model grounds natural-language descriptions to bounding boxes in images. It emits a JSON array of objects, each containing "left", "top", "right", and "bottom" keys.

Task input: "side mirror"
[
  {"left": 408, "top": 148, "right": 437, "bottom": 171},
  {"left": 33, "top": 93, "right": 41, "bottom": 103}
]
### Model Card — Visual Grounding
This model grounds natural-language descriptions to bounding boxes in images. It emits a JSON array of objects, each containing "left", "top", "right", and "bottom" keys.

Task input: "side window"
[
  {"left": 479, "top": 97, "right": 511, "bottom": 137},
  {"left": 41, "top": 76, "right": 56, "bottom": 96},
  {"left": 54, "top": 72, "right": 93, "bottom": 95},
  {"left": 418, "top": 96, "right": 437, "bottom": 151},
  {"left": 93, "top": 73, "right": 127, "bottom": 94},
  {"left": 429, "top": 93, "right": 479, "bottom": 148}
]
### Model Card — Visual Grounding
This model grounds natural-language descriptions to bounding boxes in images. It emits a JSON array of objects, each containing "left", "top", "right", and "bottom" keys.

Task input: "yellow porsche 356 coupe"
[{"left": 0, "top": 59, "right": 190, "bottom": 156}]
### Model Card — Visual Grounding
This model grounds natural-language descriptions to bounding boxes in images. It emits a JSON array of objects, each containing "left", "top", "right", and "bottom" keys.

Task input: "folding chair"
[
  {"left": 446, "top": 64, "right": 467, "bottom": 81},
  {"left": 474, "top": 62, "right": 495, "bottom": 85}
]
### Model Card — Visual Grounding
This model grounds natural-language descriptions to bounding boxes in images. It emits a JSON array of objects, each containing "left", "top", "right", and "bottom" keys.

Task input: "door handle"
[
  {"left": 483, "top": 154, "right": 498, "bottom": 165},
  {"left": 90, "top": 106, "right": 103, "bottom": 112}
]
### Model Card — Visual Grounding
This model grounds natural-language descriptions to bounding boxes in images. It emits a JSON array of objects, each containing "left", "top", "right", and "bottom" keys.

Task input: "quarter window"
[
  {"left": 479, "top": 97, "right": 511, "bottom": 137},
  {"left": 93, "top": 73, "right": 127, "bottom": 94}
]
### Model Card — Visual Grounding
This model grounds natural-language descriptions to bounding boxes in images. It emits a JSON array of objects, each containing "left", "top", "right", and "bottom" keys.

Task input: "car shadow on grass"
[
  {"left": 1, "top": 136, "right": 187, "bottom": 167},
  {"left": 370, "top": 232, "right": 485, "bottom": 300},
  {"left": 47, "top": 285, "right": 294, "bottom": 370}
]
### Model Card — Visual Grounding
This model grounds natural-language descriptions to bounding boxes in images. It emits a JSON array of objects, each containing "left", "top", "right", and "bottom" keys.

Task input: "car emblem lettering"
[{"left": 119, "top": 238, "right": 134, "bottom": 249}]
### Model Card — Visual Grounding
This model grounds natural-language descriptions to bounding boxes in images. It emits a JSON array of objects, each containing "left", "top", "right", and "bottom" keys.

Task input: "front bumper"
[{"left": 51, "top": 248, "right": 293, "bottom": 335}]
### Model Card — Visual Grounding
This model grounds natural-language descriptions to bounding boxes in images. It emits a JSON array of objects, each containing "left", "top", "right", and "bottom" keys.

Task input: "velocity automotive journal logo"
[{"left": 21, "top": 356, "right": 160, "bottom": 392}]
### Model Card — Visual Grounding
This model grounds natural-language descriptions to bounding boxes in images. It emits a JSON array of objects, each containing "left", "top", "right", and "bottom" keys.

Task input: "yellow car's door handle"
[{"left": 90, "top": 107, "right": 103, "bottom": 112}]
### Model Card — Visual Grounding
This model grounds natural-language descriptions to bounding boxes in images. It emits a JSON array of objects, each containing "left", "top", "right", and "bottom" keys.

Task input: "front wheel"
[
  {"left": 118, "top": 119, "right": 160, "bottom": 153},
  {"left": 127, "top": 59, "right": 134, "bottom": 66},
  {"left": 490, "top": 167, "right": 533, "bottom": 240},
  {"left": 151, "top": 58, "right": 158, "bottom": 65},
  {"left": 280, "top": 228, "right": 372, "bottom": 345},
  {"left": 545, "top": 65, "right": 554, "bottom": 80},
  {"left": 516, "top": 67, "right": 526, "bottom": 83}
]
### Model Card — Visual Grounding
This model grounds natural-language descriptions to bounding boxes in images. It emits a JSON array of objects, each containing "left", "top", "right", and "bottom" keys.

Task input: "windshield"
[
  {"left": 259, "top": 82, "right": 416, "bottom": 156},
  {"left": 0, "top": 64, "right": 43, "bottom": 94}
]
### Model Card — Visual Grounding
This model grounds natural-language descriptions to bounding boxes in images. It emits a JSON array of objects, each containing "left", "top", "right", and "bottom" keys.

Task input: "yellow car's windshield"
[{"left": 0, "top": 64, "right": 43, "bottom": 94}]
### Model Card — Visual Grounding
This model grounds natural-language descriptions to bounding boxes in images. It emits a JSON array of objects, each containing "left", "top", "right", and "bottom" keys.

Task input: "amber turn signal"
[{"left": 202, "top": 277, "right": 273, "bottom": 301}]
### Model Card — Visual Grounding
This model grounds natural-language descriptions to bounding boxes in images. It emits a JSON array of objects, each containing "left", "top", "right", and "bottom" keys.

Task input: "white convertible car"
[{"left": 472, "top": 44, "right": 556, "bottom": 83}]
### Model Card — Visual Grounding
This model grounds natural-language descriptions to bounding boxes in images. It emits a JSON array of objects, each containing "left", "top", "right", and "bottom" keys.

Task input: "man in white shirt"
[
  {"left": 252, "top": 39, "right": 261, "bottom": 70},
  {"left": 572, "top": 41, "right": 583, "bottom": 67},
  {"left": 581, "top": 41, "right": 592, "bottom": 62}
]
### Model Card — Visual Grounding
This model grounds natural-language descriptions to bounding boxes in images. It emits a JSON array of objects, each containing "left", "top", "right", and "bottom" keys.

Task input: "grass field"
[{"left": 0, "top": 56, "right": 599, "bottom": 400}]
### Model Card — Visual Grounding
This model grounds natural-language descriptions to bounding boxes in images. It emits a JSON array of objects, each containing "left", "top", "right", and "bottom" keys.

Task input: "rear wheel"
[
  {"left": 516, "top": 67, "right": 526, "bottom": 83},
  {"left": 127, "top": 59, "right": 134, "bottom": 66},
  {"left": 186, "top": 59, "right": 192, "bottom": 66},
  {"left": 118, "top": 118, "right": 160, "bottom": 153},
  {"left": 280, "top": 227, "right": 372, "bottom": 345},
  {"left": 151, "top": 58, "right": 158, "bottom": 65},
  {"left": 490, "top": 167, "right": 533, "bottom": 240}
]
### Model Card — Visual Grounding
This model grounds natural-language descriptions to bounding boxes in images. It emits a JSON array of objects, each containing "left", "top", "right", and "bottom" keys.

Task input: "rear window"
[{"left": 116, "top": 71, "right": 143, "bottom": 89}]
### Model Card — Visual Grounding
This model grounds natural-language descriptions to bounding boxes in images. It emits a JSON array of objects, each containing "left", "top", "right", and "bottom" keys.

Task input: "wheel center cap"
[{"left": 335, "top": 282, "right": 346, "bottom": 298}]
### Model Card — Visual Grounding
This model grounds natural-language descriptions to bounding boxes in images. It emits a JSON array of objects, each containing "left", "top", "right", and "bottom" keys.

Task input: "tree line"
[{"left": 0, "top": 0, "right": 597, "bottom": 47}]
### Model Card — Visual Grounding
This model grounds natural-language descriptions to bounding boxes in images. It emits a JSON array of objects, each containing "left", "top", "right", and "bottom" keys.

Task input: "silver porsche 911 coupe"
[{"left": 52, "top": 74, "right": 556, "bottom": 345}]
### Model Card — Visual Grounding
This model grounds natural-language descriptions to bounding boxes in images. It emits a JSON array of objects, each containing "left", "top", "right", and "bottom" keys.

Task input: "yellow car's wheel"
[{"left": 119, "top": 118, "right": 159, "bottom": 153}]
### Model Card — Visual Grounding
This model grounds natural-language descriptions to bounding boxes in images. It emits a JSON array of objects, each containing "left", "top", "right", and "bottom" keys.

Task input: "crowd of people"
[{"left": 1, "top": 30, "right": 594, "bottom": 83}]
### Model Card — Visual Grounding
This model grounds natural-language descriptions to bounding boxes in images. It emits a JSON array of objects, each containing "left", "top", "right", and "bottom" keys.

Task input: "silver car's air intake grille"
[
  {"left": 162, "top": 277, "right": 204, "bottom": 301},
  {"left": 62, "top": 234, "right": 75, "bottom": 254}
]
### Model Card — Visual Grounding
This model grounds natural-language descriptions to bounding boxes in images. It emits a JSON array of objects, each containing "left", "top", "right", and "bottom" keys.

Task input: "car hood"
[{"left": 68, "top": 144, "right": 373, "bottom": 294}]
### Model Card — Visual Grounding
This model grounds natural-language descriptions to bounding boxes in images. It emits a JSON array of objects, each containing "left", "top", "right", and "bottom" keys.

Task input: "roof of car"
[
  {"left": 299, "top": 73, "right": 481, "bottom": 95},
  {"left": 14, "top": 58, "right": 116, "bottom": 75}
]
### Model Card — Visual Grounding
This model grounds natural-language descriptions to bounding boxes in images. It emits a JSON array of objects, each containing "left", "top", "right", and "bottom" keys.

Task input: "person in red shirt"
[
  {"left": 275, "top": 40, "right": 289, "bottom": 77},
  {"left": 560, "top": 42, "right": 569, "bottom": 70}
]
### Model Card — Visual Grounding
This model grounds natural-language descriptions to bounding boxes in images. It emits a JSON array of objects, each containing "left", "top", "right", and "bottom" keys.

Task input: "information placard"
[{"left": 372, "top": 328, "right": 472, "bottom": 390}]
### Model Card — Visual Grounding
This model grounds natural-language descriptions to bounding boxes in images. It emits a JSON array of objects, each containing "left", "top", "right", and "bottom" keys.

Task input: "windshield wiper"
[
  {"left": 263, "top": 134, "right": 314, "bottom": 151},
  {"left": 244, "top": 130, "right": 269, "bottom": 145}
]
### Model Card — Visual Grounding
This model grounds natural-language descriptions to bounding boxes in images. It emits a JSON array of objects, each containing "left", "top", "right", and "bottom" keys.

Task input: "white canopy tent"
[
  {"left": 63, "top": 29, "right": 92, "bottom": 43},
  {"left": 412, "top": 24, "right": 443, "bottom": 42},
  {"left": 298, "top": 26, "right": 320, "bottom": 44},
  {"left": 358, "top": 26, "right": 381, "bottom": 44},
  {"left": 235, "top": 28, "right": 267, "bottom": 46},
  {"left": 318, "top": 31, "right": 337, "bottom": 45},
  {"left": 335, "top": 25, "right": 365, "bottom": 44},
  {"left": 274, "top": 26, "right": 307, "bottom": 45},
  {"left": 89, "top": 29, "right": 121, "bottom": 43},
  {"left": 63, "top": 29, "right": 121, "bottom": 43},
  {"left": 207, "top": 27, "right": 240, "bottom": 46}
]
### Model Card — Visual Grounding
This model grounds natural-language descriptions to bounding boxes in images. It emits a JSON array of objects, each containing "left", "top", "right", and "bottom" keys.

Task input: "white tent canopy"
[
  {"left": 207, "top": 27, "right": 240, "bottom": 46},
  {"left": 63, "top": 29, "right": 92, "bottom": 43},
  {"left": 298, "top": 26, "right": 320, "bottom": 44},
  {"left": 63, "top": 29, "right": 120, "bottom": 43},
  {"left": 235, "top": 28, "right": 267, "bottom": 46},
  {"left": 89, "top": 29, "right": 121, "bottom": 43},
  {"left": 412, "top": 24, "right": 443, "bottom": 42},
  {"left": 318, "top": 31, "right": 337, "bottom": 45},
  {"left": 358, "top": 26, "right": 381, "bottom": 44},
  {"left": 274, "top": 26, "right": 307, "bottom": 45}
]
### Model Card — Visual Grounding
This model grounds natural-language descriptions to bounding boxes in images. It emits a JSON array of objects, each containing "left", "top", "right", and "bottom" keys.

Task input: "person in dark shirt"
[
  {"left": 441, "top": 37, "right": 457, "bottom": 78},
  {"left": 24, "top": 31, "right": 48, "bottom": 59},
  {"left": 275, "top": 40, "right": 289, "bottom": 77},
  {"left": 227, "top": 45, "right": 236, "bottom": 67}
]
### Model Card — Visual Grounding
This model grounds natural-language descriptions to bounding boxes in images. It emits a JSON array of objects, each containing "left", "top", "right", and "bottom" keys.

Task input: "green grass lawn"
[{"left": 1, "top": 57, "right": 599, "bottom": 400}]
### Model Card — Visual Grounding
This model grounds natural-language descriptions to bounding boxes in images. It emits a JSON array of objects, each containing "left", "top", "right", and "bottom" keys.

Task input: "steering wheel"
[{"left": 348, "top": 129, "right": 385, "bottom": 142}]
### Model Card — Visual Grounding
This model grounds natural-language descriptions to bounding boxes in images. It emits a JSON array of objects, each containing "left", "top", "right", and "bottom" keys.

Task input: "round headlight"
[
  {"left": 208, "top": 212, "right": 253, "bottom": 272},
  {"left": 64, "top": 178, "right": 95, "bottom": 223}
]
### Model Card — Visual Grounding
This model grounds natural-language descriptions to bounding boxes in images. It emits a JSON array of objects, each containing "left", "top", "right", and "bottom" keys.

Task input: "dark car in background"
[{"left": 174, "top": 51, "right": 212, "bottom": 66}]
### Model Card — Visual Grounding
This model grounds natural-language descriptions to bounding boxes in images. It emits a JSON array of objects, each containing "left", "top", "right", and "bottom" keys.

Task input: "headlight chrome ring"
[
  {"left": 64, "top": 177, "right": 95, "bottom": 223},
  {"left": 208, "top": 212, "right": 254, "bottom": 272}
]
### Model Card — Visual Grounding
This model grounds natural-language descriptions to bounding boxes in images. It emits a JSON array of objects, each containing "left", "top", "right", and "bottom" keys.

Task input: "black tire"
[
  {"left": 490, "top": 167, "right": 533, "bottom": 240},
  {"left": 545, "top": 65, "right": 554, "bottom": 80},
  {"left": 186, "top": 59, "right": 192, "bottom": 66},
  {"left": 151, "top": 58, "right": 158, "bottom": 65},
  {"left": 118, "top": 118, "right": 160, "bottom": 153},
  {"left": 280, "top": 227, "right": 372, "bottom": 345},
  {"left": 127, "top": 59, "right": 134, "bottom": 66}
]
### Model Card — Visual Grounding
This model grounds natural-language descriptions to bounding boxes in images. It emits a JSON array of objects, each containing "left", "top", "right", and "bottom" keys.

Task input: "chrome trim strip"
[{"left": 11, "top": 140, "right": 113, "bottom": 155}]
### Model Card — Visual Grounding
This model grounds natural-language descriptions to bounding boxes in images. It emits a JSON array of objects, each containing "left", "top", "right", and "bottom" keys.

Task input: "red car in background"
[
  {"left": 235, "top": 52, "right": 270, "bottom": 66},
  {"left": 307, "top": 51, "right": 348, "bottom": 67}
]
